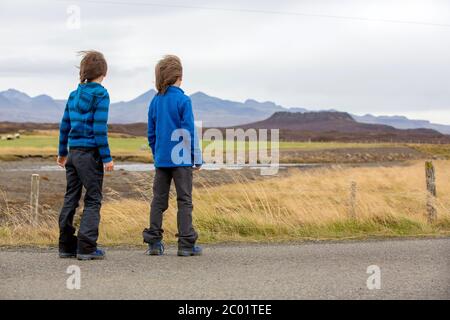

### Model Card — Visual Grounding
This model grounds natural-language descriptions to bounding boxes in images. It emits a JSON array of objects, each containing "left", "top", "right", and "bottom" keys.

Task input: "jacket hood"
[{"left": 73, "top": 82, "right": 108, "bottom": 114}]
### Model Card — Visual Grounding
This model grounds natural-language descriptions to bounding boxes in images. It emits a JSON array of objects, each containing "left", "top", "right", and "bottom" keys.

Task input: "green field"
[
  {"left": 0, "top": 134, "right": 146, "bottom": 150},
  {"left": 0, "top": 133, "right": 397, "bottom": 153},
  {"left": 1, "top": 132, "right": 449, "bottom": 163}
]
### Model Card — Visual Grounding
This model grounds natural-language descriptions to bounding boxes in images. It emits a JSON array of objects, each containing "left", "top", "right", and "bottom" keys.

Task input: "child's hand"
[
  {"left": 104, "top": 161, "right": 114, "bottom": 172},
  {"left": 57, "top": 156, "right": 67, "bottom": 168}
]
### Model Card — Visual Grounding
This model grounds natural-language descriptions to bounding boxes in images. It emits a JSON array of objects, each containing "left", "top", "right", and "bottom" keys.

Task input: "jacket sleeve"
[
  {"left": 58, "top": 102, "right": 71, "bottom": 157},
  {"left": 93, "top": 94, "right": 112, "bottom": 163},
  {"left": 147, "top": 100, "right": 156, "bottom": 155},
  {"left": 180, "top": 98, "right": 202, "bottom": 166}
]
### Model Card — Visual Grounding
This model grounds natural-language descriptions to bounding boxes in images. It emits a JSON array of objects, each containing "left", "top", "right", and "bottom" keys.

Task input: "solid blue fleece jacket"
[
  {"left": 148, "top": 86, "right": 202, "bottom": 168},
  {"left": 58, "top": 82, "right": 112, "bottom": 163}
]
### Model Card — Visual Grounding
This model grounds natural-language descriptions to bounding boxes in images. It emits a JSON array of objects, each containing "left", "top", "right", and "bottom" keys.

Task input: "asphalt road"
[{"left": 0, "top": 238, "right": 449, "bottom": 299}]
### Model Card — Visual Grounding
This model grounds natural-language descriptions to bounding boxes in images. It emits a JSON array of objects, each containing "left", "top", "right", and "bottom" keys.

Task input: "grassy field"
[
  {"left": 1, "top": 160, "right": 449, "bottom": 246},
  {"left": 1, "top": 131, "right": 445, "bottom": 162},
  {"left": 0, "top": 132, "right": 152, "bottom": 161},
  {"left": 0, "top": 131, "right": 396, "bottom": 151},
  {"left": 1, "top": 131, "right": 449, "bottom": 246},
  {"left": 409, "top": 144, "right": 450, "bottom": 160}
]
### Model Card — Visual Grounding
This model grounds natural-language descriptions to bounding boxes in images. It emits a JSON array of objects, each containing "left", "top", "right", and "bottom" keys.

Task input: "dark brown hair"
[
  {"left": 78, "top": 50, "right": 108, "bottom": 83},
  {"left": 155, "top": 55, "right": 182, "bottom": 94}
]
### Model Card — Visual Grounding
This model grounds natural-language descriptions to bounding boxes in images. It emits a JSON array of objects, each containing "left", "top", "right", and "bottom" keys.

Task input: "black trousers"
[
  {"left": 143, "top": 167, "right": 198, "bottom": 249},
  {"left": 59, "top": 148, "right": 104, "bottom": 254}
]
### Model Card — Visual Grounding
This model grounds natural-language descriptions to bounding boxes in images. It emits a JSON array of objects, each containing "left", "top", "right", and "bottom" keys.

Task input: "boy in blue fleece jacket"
[
  {"left": 143, "top": 55, "right": 203, "bottom": 256},
  {"left": 57, "top": 51, "right": 114, "bottom": 260}
]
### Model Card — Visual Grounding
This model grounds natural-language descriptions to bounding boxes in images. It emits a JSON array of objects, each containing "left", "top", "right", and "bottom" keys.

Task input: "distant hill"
[
  {"left": 2, "top": 111, "right": 449, "bottom": 143},
  {"left": 353, "top": 114, "right": 450, "bottom": 135},
  {"left": 0, "top": 89, "right": 65, "bottom": 122},
  {"left": 188, "top": 92, "right": 306, "bottom": 126},
  {"left": 0, "top": 88, "right": 306, "bottom": 127},
  {"left": 238, "top": 111, "right": 449, "bottom": 143},
  {"left": 106, "top": 90, "right": 157, "bottom": 123},
  {"left": 1, "top": 88, "right": 450, "bottom": 134}
]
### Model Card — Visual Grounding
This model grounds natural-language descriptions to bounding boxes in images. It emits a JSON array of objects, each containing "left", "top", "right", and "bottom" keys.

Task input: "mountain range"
[
  {"left": 238, "top": 111, "right": 448, "bottom": 143},
  {"left": 0, "top": 88, "right": 449, "bottom": 134}
]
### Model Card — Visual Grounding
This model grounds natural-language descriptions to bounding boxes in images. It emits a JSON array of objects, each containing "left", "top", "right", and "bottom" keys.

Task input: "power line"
[{"left": 57, "top": 0, "right": 450, "bottom": 28}]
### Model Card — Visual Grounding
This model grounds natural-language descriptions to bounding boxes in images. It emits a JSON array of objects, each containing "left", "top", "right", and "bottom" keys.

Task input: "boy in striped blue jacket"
[{"left": 57, "top": 51, "right": 114, "bottom": 260}]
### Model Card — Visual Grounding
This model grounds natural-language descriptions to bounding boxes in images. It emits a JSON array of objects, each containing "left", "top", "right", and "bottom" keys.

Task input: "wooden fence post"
[
  {"left": 30, "top": 174, "right": 39, "bottom": 224},
  {"left": 349, "top": 181, "right": 357, "bottom": 219},
  {"left": 425, "top": 161, "right": 437, "bottom": 223}
]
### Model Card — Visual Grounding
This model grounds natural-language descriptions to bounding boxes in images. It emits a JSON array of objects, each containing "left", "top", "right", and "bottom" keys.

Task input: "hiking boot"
[
  {"left": 59, "top": 251, "right": 77, "bottom": 259},
  {"left": 77, "top": 249, "right": 105, "bottom": 261},
  {"left": 146, "top": 241, "right": 165, "bottom": 256},
  {"left": 177, "top": 246, "right": 202, "bottom": 257}
]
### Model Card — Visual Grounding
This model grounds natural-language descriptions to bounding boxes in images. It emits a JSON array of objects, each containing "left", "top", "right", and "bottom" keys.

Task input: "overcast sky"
[{"left": 1, "top": 0, "right": 449, "bottom": 123}]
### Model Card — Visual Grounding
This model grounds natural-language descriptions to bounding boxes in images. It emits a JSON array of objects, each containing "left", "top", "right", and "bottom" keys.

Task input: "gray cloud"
[{"left": 0, "top": 0, "right": 449, "bottom": 123}]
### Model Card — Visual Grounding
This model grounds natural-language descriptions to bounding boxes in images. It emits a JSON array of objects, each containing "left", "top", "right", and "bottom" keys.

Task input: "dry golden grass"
[
  {"left": 409, "top": 144, "right": 450, "bottom": 159},
  {"left": 1, "top": 161, "right": 450, "bottom": 247}
]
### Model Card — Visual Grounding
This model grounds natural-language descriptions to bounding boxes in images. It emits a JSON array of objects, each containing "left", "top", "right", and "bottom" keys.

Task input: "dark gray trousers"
[
  {"left": 59, "top": 148, "right": 104, "bottom": 254},
  {"left": 143, "top": 167, "right": 198, "bottom": 249}
]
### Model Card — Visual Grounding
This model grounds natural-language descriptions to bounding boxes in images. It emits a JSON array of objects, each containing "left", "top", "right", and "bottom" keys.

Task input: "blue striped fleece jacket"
[{"left": 58, "top": 82, "right": 112, "bottom": 163}]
